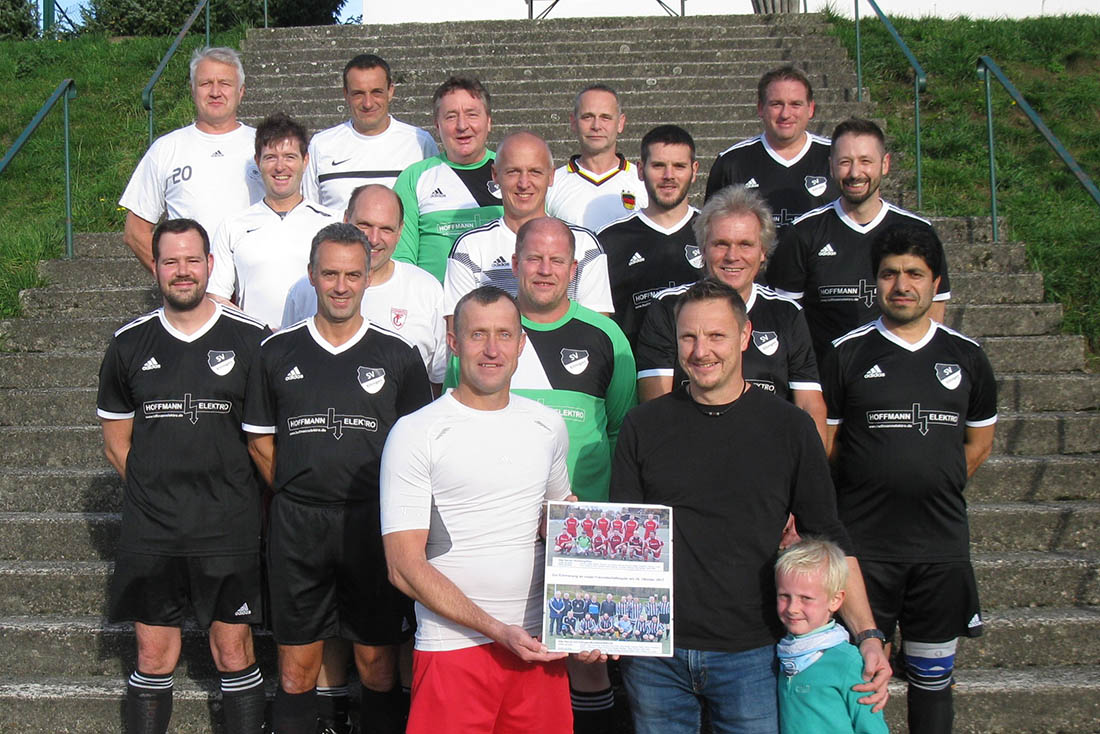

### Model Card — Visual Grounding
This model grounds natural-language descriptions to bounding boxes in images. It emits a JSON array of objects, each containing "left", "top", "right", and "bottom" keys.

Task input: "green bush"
[
  {"left": 79, "top": 0, "right": 347, "bottom": 36},
  {"left": 0, "top": 0, "right": 37, "bottom": 40}
]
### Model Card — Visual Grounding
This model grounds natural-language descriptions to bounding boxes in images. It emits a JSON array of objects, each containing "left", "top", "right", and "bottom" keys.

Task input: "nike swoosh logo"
[
  {"left": 246, "top": 227, "right": 262, "bottom": 233},
  {"left": 331, "top": 158, "right": 352, "bottom": 166}
]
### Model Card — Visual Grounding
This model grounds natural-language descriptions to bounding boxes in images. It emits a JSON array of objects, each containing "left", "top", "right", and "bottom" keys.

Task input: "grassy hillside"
[
  {"left": 0, "top": 28, "right": 243, "bottom": 314},
  {"left": 826, "top": 12, "right": 1100, "bottom": 353}
]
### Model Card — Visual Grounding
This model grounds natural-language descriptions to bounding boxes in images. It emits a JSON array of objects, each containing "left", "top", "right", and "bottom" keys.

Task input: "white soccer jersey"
[
  {"left": 380, "top": 392, "right": 571, "bottom": 651},
  {"left": 302, "top": 117, "right": 439, "bottom": 211},
  {"left": 442, "top": 217, "right": 613, "bottom": 316},
  {"left": 280, "top": 260, "right": 447, "bottom": 383},
  {"left": 546, "top": 155, "right": 649, "bottom": 232},
  {"left": 119, "top": 123, "right": 264, "bottom": 239},
  {"left": 209, "top": 199, "right": 338, "bottom": 328}
]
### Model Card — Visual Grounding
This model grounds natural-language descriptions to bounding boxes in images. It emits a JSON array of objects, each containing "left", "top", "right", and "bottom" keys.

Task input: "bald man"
[{"left": 442, "top": 131, "right": 613, "bottom": 322}]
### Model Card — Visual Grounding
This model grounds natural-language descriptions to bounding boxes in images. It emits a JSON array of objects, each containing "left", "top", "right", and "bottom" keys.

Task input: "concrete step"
[
  {"left": 72, "top": 232, "right": 132, "bottom": 259},
  {"left": 0, "top": 674, "right": 267, "bottom": 734},
  {"left": 959, "top": 606, "right": 1100, "bottom": 668},
  {"left": 0, "top": 468, "right": 121, "bottom": 513},
  {"left": 994, "top": 412, "right": 1100, "bottom": 456},
  {"left": 942, "top": 303, "right": 1063, "bottom": 337},
  {"left": 995, "top": 373, "right": 1100, "bottom": 412},
  {"left": 948, "top": 272, "right": 1044, "bottom": 304},
  {"left": 0, "top": 351, "right": 103, "bottom": 389},
  {"left": 0, "top": 387, "right": 96, "bottom": 426},
  {"left": 968, "top": 454, "right": 1099, "bottom": 502},
  {"left": 0, "top": 616, "right": 277, "bottom": 680},
  {"left": 0, "top": 426, "right": 107, "bottom": 468},
  {"left": 41, "top": 256, "right": 149, "bottom": 289},
  {"left": 0, "top": 317, "right": 118, "bottom": 352},
  {"left": 0, "top": 561, "right": 110, "bottom": 616},
  {"left": 0, "top": 513, "right": 119, "bottom": 562},
  {"left": 982, "top": 336, "right": 1086, "bottom": 373},
  {"left": 969, "top": 502, "right": 1098, "bottom": 553},
  {"left": 21, "top": 286, "right": 159, "bottom": 319},
  {"left": 972, "top": 550, "right": 1100, "bottom": 609}
]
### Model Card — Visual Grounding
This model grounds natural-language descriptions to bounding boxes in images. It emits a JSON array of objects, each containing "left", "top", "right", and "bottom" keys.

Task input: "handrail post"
[
  {"left": 205, "top": 0, "right": 210, "bottom": 47},
  {"left": 979, "top": 64, "right": 999, "bottom": 243},
  {"left": 854, "top": 0, "right": 862, "bottom": 103},
  {"left": 914, "top": 77, "right": 922, "bottom": 211},
  {"left": 63, "top": 87, "right": 74, "bottom": 258},
  {"left": 147, "top": 90, "right": 155, "bottom": 147},
  {"left": 264, "top": 0, "right": 269, "bottom": 27},
  {"left": 44, "top": 0, "right": 56, "bottom": 33}
]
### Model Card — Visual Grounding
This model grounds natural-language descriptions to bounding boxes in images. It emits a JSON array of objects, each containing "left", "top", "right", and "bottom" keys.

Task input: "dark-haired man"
[
  {"left": 547, "top": 84, "right": 648, "bottom": 232},
  {"left": 767, "top": 117, "right": 951, "bottom": 362},
  {"left": 304, "top": 54, "right": 438, "bottom": 211},
  {"left": 705, "top": 66, "right": 837, "bottom": 226},
  {"left": 611, "top": 277, "right": 889, "bottom": 734},
  {"left": 244, "top": 223, "right": 433, "bottom": 734},
  {"left": 597, "top": 124, "right": 703, "bottom": 346},
  {"left": 209, "top": 113, "right": 337, "bottom": 328},
  {"left": 119, "top": 47, "right": 264, "bottom": 271},
  {"left": 823, "top": 222, "right": 997, "bottom": 734},
  {"left": 392, "top": 76, "right": 503, "bottom": 281},
  {"left": 98, "top": 218, "right": 268, "bottom": 734}
]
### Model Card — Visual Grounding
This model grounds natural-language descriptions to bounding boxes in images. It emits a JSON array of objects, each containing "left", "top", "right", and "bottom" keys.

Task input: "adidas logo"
[
  {"left": 967, "top": 613, "right": 982, "bottom": 628},
  {"left": 490, "top": 256, "right": 509, "bottom": 268},
  {"left": 141, "top": 357, "right": 161, "bottom": 371},
  {"left": 430, "top": 187, "right": 446, "bottom": 198},
  {"left": 234, "top": 603, "right": 251, "bottom": 617},
  {"left": 628, "top": 252, "right": 645, "bottom": 266},
  {"left": 211, "top": 150, "right": 224, "bottom": 158},
  {"left": 817, "top": 243, "right": 837, "bottom": 257},
  {"left": 745, "top": 177, "right": 759, "bottom": 188},
  {"left": 863, "top": 364, "right": 886, "bottom": 379},
  {"left": 285, "top": 366, "right": 304, "bottom": 381}
]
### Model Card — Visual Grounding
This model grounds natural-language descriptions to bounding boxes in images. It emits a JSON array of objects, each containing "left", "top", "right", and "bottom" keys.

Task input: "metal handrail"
[
  {"left": 526, "top": 0, "right": 686, "bottom": 19},
  {"left": 854, "top": 0, "right": 926, "bottom": 210},
  {"left": 142, "top": 0, "right": 211, "bottom": 146},
  {"left": 976, "top": 56, "right": 1100, "bottom": 243},
  {"left": 0, "top": 79, "right": 77, "bottom": 258}
]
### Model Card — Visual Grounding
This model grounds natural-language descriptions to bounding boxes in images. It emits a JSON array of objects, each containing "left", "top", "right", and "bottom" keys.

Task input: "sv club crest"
[
  {"left": 684, "top": 245, "right": 703, "bottom": 269},
  {"left": 752, "top": 331, "right": 779, "bottom": 356},
  {"left": 207, "top": 350, "right": 236, "bottom": 376},
  {"left": 805, "top": 175, "right": 828, "bottom": 197},
  {"left": 935, "top": 363, "right": 962, "bottom": 390},
  {"left": 561, "top": 348, "right": 590, "bottom": 375},
  {"left": 358, "top": 366, "right": 386, "bottom": 394}
]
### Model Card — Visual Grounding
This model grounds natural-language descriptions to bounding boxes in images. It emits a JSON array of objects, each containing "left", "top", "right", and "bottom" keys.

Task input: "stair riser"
[
  {"left": 993, "top": 415, "right": 1100, "bottom": 456},
  {"left": 983, "top": 337, "right": 1085, "bottom": 373},
  {"left": 21, "top": 288, "right": 159, "bottom": 319},
  {"left": 0, "top": 354, "right": 103, "bottom": 389},
  {"left": 0, "top": 472, "right": 122, "bottom": 513},
  {"left": 0, "top": 568, "right": 109, "bottom": 616},
  {"left": 969, "top": 508, "right": 1099, "bottom": 554},
  {"left": 959, "top": 616, "right": 1100, "bottom": 668},
  {"left": 968, "top": 456, "right": 1100, "bottom": 502},
  {"left": 974, "top": 558, "right": 1100, "bottom": 609},
  {"left": 0, "top": 515, "right": 120, "bottom": 562},
  {"left": 942, "top": 304, "right": 1062, "bottom": 337}
]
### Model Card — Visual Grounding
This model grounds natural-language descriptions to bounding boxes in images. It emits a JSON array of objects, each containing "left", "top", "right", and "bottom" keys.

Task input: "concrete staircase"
[{"left": 0, "top": 13, "right": 1096, "bottom": 733}]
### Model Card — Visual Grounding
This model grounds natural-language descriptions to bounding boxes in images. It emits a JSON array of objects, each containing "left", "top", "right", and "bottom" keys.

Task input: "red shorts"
[{"left": 408, "top": 642, "right": 571, "bottom": 734}]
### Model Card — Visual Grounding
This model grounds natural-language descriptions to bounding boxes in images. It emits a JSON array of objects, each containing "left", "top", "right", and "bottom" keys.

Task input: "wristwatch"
[{"left": 854, "top": 628, "right": 887, "bottom": 645}]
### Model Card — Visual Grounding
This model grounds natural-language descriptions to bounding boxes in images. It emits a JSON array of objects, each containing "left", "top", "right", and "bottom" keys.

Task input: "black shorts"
[
  {"left": 860, "top": 559, "right": 983, "bottom": 643},
  {"left": 267, "top": 494, "right": 414, "bottom": 646},
  {"left": 108, "top": 551, "right": 263, "bottom": 628}
]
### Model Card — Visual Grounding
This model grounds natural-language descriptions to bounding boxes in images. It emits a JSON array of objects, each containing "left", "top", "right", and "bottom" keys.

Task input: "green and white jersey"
[
  {"left": 391, "top": 150, "right": 504, "bottom": 281},
  {"left": 445, "top": 301, "right": 637, "bottom": 501}
]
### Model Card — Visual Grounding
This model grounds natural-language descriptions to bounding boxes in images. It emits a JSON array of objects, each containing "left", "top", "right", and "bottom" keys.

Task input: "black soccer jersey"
[
  {"left": 96, "top": 304, "right": 269, "bottom": 556},
  {"left": 243, "top": 317, "right": 433, "bottom": 505},
  {"left": 766, "top": 199, "right": 952, "bottom": 362},
  {"left": 705, "top": 134, "right": 838, "bottom": 226},
  {"left": 822, "top": 319, "right": 998, "bottom": 563},
  {"left": 635, "top": 282, "right": 821, "bottom": 402},
  {"left": 597, "top": 209, "right": 704, "bottom": 347}
]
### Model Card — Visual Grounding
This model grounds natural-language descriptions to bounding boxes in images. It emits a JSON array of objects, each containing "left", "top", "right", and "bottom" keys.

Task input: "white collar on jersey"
[
  {"left": 760, "top": 133, "right": 814, "bottom": 168},
  {"left": 875, "top": 316, "right": 939, "bottom": 352},
  {"left": 156, "top": 301, "right": 222, "bottom": 343},
  {"left": 306, "top": 314, "right": 372, "bottom": 355}
]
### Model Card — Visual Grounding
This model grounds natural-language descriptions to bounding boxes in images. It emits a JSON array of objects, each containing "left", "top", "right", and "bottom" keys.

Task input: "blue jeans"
[{"left": 620, "top": 644, "right": 778, "bottom": 734}]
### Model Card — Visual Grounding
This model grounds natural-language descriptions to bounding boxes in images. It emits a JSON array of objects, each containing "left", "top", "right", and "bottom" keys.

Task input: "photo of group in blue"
[
  {"left": 542, "top": 584, "right": 673, "bottom": 657},
  {"left": 546, "top": 501, "right": 671, "bottom": 573}
]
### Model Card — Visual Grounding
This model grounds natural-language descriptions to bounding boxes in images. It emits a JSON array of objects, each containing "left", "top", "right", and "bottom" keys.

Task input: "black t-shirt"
[
  {"left": 610, "top": 386, "right": 851, "bottom": 653},
  {"left": 96, "top": 305, "right": 269, "bottom": 556},
  {"left": 634, "top": 282, "right": 821, "bottom": 402},
  {"left": 704, "top": 134, "right": 838, "bottom": 226},
  {"left": 597, "top": 209, "right": 704, "bottom": 347},
  {"left": 243, "top": 317, "right": 433, "bottom": 505},
  {"left": 766, "top": 199, "right": 952, "bottom": 362},
  {"left": 822, "top": 319, "right": 998, "bottom": 563}
]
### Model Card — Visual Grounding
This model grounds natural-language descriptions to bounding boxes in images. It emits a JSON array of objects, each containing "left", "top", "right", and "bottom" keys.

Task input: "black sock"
[
  {"left": 125, "top": 670, "right": 173, "bottom": 734},
  {"left": 907, "top": 683, "right": 954, "bottom": 734},
  {"left": 220, "top": 663, "right": 266, "bottom": 734},
  {"left": 570, "top": 686, "right": 615, "bottom": 734},
  {"left": 359, "top": 685, "right": 404, "bottom": 734},
  {"left": 272, "top": 686, "right": 317, "bottom": 734}
]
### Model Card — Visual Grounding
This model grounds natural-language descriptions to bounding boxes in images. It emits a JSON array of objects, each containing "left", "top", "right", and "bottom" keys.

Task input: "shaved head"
[{"left": 496, "top": 131, "right": 553, "bottom": 169}]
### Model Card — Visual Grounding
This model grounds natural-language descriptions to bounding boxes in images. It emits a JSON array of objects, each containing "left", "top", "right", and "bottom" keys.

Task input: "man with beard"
[
  {"left": 766, "top": 118, "right": 951, "bottom": 363},
  {"left": 97, "top": 219, "right": 269, "bottom": 734},
  {"left": 822, "top": 222, "right": 996, "bottom": 733},
  {"left": 597, "top": 125, "right": 705, "bottom": 347}
]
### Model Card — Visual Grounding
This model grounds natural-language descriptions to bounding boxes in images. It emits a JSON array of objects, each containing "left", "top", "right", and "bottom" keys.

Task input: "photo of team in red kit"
[{"left": 553, "top": 509, "right": 666, "bottom": 563}]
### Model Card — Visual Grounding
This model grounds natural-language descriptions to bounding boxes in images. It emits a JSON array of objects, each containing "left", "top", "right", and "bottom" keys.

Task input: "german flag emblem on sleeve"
[{"left": 621, "top": 191, "right": 637, "bottom": 210}]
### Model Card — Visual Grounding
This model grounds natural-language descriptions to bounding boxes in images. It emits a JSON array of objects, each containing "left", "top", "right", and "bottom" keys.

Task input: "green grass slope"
[{"left": 826, "top": 12, "right": 1100, "bottom": 353}]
